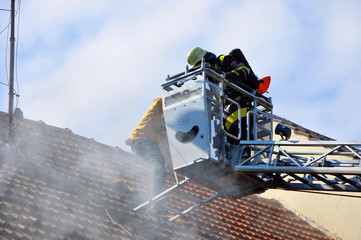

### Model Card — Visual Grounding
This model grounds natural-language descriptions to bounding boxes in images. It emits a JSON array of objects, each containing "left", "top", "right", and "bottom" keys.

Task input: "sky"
[{"left": 0, "top": 0, "right": 360, "bottom": 152}]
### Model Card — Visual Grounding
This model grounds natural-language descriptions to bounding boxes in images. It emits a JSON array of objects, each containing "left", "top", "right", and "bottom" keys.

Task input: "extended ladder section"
[
  {"left": 134, "top": 63, "right": 361, "bottom": 221},
  {"left": 236, "top": 140, "right": 361, "bottom": 191}
]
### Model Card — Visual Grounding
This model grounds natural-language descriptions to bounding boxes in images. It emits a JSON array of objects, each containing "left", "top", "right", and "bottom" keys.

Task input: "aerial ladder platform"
[{"left": 134, "top": 61, "right": 361, "bottom": 221}]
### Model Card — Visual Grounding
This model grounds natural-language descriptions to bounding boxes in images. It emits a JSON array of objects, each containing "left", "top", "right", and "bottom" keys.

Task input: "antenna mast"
[{"left": 8, "top": 0, "right": 15, "bottom": 141}]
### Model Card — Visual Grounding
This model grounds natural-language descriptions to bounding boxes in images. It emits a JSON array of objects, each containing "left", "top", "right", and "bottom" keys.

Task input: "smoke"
[
  {"left": 0, "top": 120, "right": 121, "bottom": 238},
  {"left": 0, "top": 115, "right": 210, "bottom": 239}
]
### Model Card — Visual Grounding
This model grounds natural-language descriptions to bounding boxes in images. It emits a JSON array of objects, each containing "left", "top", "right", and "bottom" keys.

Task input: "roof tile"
[{"left": 0, "top": 113, "right": 333, "bottom": 240}]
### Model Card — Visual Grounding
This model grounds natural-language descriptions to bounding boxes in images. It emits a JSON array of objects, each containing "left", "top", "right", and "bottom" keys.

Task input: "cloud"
[
  {"left": 0, "top": 0, "right": 360, "bottom": 150},
  {"left": 15, "top": 0, "right": 220, "bottom": 146}
]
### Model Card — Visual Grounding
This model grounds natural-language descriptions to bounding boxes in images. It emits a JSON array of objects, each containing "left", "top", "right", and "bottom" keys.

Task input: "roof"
[
  {"left": 273, "top": 114, "right": 334, "bottom": 141},
  {"left": 0, "top": 111, "right": 333, "bottom": 240}
]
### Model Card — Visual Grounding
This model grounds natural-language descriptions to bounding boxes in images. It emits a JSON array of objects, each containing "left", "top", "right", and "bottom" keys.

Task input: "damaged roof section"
[{"left": 0, "top": 112, "right": 332, "bottom": 239}]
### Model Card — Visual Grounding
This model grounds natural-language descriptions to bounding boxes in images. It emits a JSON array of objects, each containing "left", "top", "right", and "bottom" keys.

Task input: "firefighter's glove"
[{"left": 226, "top": 71, "right": 239, "bottom": 82}]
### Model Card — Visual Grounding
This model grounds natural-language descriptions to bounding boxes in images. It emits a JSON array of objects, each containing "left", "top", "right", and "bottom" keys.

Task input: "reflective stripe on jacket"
[{"left": 225, "top": 107, "right": 249, "bottom": 130}]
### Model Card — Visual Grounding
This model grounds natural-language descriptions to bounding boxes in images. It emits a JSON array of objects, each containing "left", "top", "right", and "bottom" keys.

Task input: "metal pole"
[{"left": 8, "top": 0, "right": 15, "bottom": 141}]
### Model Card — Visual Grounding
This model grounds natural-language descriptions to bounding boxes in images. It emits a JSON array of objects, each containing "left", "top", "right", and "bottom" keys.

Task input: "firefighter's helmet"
[{"left": 186, "top": 47, "right": 208, "bottom": 67}]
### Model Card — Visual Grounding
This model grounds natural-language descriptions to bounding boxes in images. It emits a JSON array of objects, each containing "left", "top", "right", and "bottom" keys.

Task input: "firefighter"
[
  {"left": 130, "top": 98, "right": 167, "bottom": 196},
  {"left": 186, "top": 47, "right": 260, "bottom": 92},
  {"left": 186, "top": 47, "right": 269, "bottom": 144}
]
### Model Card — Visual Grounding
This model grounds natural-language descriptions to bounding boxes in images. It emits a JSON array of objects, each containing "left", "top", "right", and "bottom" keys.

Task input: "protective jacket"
[
  {"left": 130, "top": 98, "right": 166, "bottom": 144},
  {"left": 214, "top": 49, "right": 258, "bottom": 142},
  {"left": 206, "top": 49, "right": 259, "bottom": 91}
]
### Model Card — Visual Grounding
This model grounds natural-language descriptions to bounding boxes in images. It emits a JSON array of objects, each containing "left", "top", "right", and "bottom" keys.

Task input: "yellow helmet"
[{"left": 186, "top": 47, "right": 208, "bottom": 67}]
